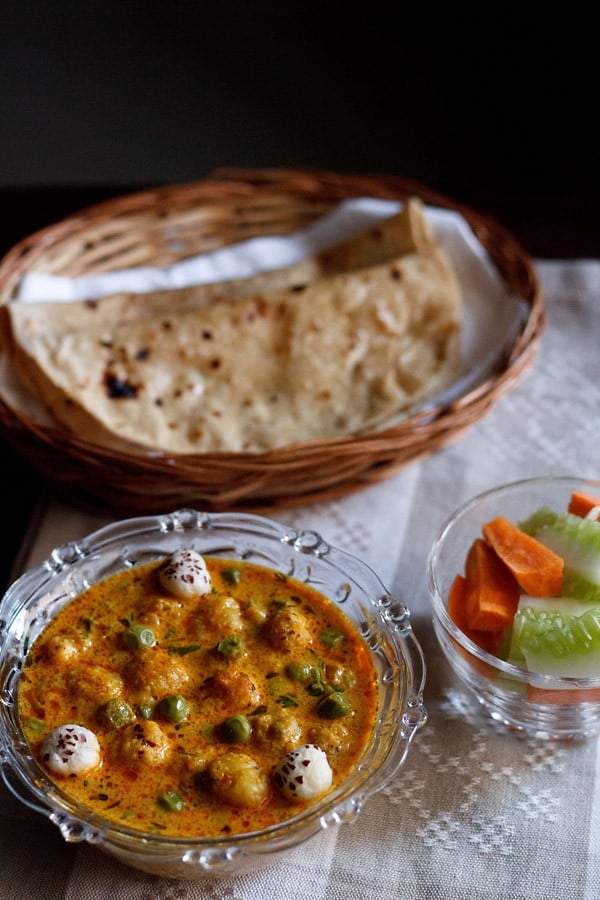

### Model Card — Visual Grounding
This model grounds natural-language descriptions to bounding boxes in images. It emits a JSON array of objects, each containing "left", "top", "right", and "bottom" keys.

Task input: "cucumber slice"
[
  {"left": 521, "top": 510, "right": 600, "bottom": 586},
  {"left": 495, "top": 626, "right": 515, "bottom": 661},
  {"left": 519, "top": 506, "right": 560, "bottom": 536},
  {"left": 508, "top": 596, "right": 600, "bottom": 677},
  {"left": 562, "top": 572, "right": 600, "bottom": 605}
]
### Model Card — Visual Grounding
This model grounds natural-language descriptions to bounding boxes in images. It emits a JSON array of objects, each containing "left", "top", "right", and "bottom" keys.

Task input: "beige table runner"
[{"left": 2, "top": 260, "right": 599, "bottom": 899}]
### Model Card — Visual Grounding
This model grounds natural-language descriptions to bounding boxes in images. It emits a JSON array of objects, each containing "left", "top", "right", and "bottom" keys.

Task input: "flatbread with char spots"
[{"left": 2, "top": 199, "right": 462, "bottom": 454}]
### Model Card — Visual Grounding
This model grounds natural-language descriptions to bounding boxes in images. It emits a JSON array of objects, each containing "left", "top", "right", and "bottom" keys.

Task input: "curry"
[{"left": 17, "top": 550, "right": 379, "bottom": 838}]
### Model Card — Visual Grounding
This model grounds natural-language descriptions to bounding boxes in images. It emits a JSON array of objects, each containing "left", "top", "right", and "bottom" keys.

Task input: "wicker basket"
[{"left": 0, "top": 168, "right": 544, "bottom": 515}]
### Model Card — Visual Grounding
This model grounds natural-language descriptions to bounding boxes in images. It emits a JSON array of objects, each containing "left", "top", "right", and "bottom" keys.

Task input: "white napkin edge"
[{"left": 17, "top": 198, "right": 506, "bottom": 304}]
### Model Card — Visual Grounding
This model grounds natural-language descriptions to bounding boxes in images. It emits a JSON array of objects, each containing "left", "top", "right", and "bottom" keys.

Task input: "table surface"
[{"left": 0, "top": 187, "right": 598, "bottom": 899}]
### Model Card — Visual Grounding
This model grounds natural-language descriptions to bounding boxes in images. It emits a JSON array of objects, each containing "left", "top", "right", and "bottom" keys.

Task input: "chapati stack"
[{"left": 0, "top": 198, "right": 461, "bottom": 455}]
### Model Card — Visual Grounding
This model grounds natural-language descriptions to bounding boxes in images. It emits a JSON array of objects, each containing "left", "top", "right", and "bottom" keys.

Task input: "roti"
[{"left": 2, "top": 199, "right": 462, "bottom": 454}]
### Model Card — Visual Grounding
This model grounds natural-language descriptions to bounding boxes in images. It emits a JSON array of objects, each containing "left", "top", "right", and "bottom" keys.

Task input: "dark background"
[
  {"left": 0, "top": 4, "right": 597, "bottom": 587},
  {"left": 1, "top": 4, "right": 598, "bottom": 258}
]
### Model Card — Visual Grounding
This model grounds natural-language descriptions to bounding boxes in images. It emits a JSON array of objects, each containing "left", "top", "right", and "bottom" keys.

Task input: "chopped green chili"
[
  {"left": 277, "top": 694, "right": 298, "bottom": 708},
  {"left": 137, "top": 700, "right": 154, "bottom": 720},
  {"left": 25, "top": 716, "right": 46, "bottom": 733},
  {"left": 158, "top": 790, "right": 185, "bottom": 813},
  {"left": 167, "top": 643, "right": 201, "bottom": 656},
  {"left": 216, "top": 634, "right": 244, "bottom": 659}
]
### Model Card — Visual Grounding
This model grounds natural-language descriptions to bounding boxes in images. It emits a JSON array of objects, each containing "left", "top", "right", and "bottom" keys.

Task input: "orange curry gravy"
[{"left": 17, "top": 557, "right": 379, "bottom": 838}]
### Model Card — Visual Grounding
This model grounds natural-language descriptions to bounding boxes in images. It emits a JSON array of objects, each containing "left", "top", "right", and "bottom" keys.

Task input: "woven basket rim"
[{"left": 0, "top": 168, "right": 545, "bottom": 512}]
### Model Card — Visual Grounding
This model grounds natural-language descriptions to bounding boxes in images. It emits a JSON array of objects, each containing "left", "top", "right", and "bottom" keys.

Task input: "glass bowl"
[
  {"left": 0, "top": 508, "right": 426, "bottom": 880},
  {"left": 427, "top": 475, "right": 600, "bottom": 741}
]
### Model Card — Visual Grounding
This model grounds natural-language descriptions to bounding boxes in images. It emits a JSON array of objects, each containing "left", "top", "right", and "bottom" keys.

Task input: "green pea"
[
  {"left": 216, "top": 634, "right": 244, "bottom": 659},
  {"left": 319, "top": 628, "right": 344, "bottom": 648},
  {"left": 158, "top": 790, "right": 185, "bottom": 812},
  {"left": 285, "top": 660, "right": 315, "bottom": 683},
  {"left": 157, "top": 694, "right": 189, "bottom": 723},
  {"left": 219, "top": 714, "right": 252, "bottom": 743},
  {"left": 222, "top": 567, "right": 241, "bottom": 585},
  {"left": 122, "top": 624, "right": 156, "bottom": 650},
  {"left": 98, "top": 698, "right": 135, "bottom": 728},
  {"left": 317, "top": 690, "right": 353, "bottom": 719}
]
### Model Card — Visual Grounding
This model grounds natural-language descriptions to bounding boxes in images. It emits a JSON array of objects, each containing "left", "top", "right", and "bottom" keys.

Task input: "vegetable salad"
[{"left": 447, "top": 488, "right": 600, "bottom": 690}]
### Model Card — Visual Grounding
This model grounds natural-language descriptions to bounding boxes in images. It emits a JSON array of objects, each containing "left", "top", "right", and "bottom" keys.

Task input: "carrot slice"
[
  {"left": 482, "top": 515, "right": 563, "bottom": 597},
  {"left": 447, "top": 573, "right": 469, "bottom": 625},
  {"left": 464, "top": 538, "right": 520, "bottom": 632},
  {"left": 447, "top": 573, "right": 503, "bottom": 657},
  {"left": 568, "top": 489, "right": 600, "bottom": 518}
]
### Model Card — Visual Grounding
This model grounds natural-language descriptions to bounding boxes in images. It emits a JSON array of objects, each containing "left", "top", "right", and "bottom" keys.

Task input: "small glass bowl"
[
  {"left": 427, "top": 475, "right": 600, "bottom": 741},
  {"left": 0, "top": 508, "right": 426, "bottom": 880}
]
